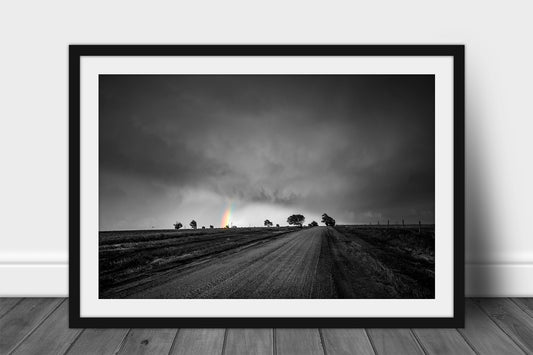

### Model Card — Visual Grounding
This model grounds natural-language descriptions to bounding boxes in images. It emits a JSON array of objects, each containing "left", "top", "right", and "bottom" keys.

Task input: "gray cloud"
[{"left": 99, "top": 75, "right": 434, "bottom": 230}]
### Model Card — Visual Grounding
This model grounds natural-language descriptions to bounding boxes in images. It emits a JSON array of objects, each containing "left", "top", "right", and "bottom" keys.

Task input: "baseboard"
[
  {"left": 1, "top": 263, "right": 532, "bottom": 297},
  {"left": 465, "top": 263, "right": 533, "bottom": 297},
  {"left": 0, "top": 264, "right": 68, "bottom": 297}
]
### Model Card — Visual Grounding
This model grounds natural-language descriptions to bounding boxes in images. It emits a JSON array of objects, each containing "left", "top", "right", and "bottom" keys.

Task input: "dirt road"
[
  {"left": 128, "top": 226, "right": 338, "bottom": 299},
  {"left": 106, "top": 224, "right": 433, "bottom": 299}
]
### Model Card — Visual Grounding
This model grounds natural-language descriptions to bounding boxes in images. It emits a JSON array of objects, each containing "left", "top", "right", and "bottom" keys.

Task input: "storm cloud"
[{"left": 99, "top": 75, "right": 434, "bottom": 230}]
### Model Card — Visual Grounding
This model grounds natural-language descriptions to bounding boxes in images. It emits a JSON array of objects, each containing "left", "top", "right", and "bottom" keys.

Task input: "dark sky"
[{"left": 99, "top": 75, "right": 434, "bottom": 231}]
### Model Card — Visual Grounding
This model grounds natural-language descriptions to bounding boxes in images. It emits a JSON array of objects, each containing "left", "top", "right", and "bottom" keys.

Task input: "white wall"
[{"left": 1, "top": 0, "right": 532, "bottom": 296}]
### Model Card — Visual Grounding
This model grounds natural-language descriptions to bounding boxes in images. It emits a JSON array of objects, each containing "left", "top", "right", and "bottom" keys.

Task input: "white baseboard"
[
  {"left": 0, "top": 264, "right": 68, "bottom": 297},
  {"left": 1, "top": 263, "right": 532, "bottom": 297},
  {"left": 465, "top": 263, "right": 533, "bottom": 297}
]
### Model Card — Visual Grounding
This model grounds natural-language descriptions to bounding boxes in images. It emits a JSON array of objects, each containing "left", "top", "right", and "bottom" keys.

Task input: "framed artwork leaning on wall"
[{"left": 69, "top": 45, "right": 465, "bottom": 328}]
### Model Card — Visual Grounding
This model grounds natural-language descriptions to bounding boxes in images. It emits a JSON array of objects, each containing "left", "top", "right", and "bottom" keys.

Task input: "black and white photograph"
[
  {"left": 99, "top": 74, "right": 436, "bottom": 300},
  {"left": 70, "top": 45, "right": 463, "bottom": 327}
]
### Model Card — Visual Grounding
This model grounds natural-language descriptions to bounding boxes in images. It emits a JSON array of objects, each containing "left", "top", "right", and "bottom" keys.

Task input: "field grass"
[
  {"left": 99, "top": 227, "right": 295, "bottom": 297},
  {"left": 333, "top": 225, "right": 435, "bottom": 298}
]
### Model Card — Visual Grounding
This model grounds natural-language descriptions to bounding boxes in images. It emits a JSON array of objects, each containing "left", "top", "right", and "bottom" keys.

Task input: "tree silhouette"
[
  {"left": 202, "top": 226, "right": 205, "bottom": 229},
  {"left": 190, "top": 220, "right": 197, "bottom": 229},
  {"left": 276, "top": 224, "right": 280, "bottom": 227},
  {"left": 309, "top": 221, "right": 318, "bottom": 227},
  {"left": 173, "top": 222, "right": 183, "bottom": 230},
  {"left": 210, "top": 225, "right": 214, "bottom": 229},
  {"left": 287, "top": 214, "right": 305, "bottom": 227},
  {"left": 321, "top": 213, "right": 336, "bottom": 226},
  {"left": 225, "top": 224, "right": 230, "bottom": 229},
  {"left": 264, "top": 219, "right": 273, "bottom": 227}
]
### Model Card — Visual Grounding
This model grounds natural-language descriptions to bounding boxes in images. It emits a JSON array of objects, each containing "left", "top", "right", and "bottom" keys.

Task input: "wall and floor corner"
[{"left": 1, "top": 1, "right": 532, "bottom": 297}]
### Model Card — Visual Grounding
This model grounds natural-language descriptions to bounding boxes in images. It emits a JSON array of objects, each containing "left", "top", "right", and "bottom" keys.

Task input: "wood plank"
[
  {"left": 171, "top": 329, "right": 225, "bottom": 355},
  {"left": 413, "top": 328, "right": 475, "bottom": 355},
  {"left": 514, "top": 298, "right": 533, "bottom": 318},
  {"left": 224, "top": 329, "right": 272, "bottom": 355},
  {"left": 1, "top": 297, "right": 532, "bottom": 355},
  {"left": 66, "top": 328, "right": 129, "bottom": 355},
  {"left": 458, "top": 300, "right": 525, "bottom": 354},
  {"left": 0, "top": 297, "right": 63, "bottom": 353},
  {"left": 11, "top": 300, "right": 82, "bottom": 355},
  {"left": 0, "top": 297, "right": 21, "bottom": 318},
  {"left": 366, "top": 329, "right": 423, "bottom": 355},
  {"left": 276, "top": 329, "right": 324, "bottom": 355},
  {"left": 477, "top": 298, "right": 533, "bottom": 353},
  {"left": 117, "top": 329, "right": 177, "bottom": 355},
  {"left": 320, "top": 329, "right": 374, "bottom": 355}
]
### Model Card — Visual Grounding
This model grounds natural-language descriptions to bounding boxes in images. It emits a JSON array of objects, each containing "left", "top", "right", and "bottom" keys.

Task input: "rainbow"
[{"left": 221, "top": 204, "right": 232, "bottom": 228}]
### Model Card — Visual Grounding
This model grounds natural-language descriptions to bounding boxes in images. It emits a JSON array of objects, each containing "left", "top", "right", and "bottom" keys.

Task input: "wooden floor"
[{"left": 1, "top": 299, "right": 533, "bottom": 354}]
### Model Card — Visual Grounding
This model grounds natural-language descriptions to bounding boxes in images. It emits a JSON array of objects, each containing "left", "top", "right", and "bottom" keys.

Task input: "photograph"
[{"left": 98, "top": 74, "right": 436, "bottom": 300}]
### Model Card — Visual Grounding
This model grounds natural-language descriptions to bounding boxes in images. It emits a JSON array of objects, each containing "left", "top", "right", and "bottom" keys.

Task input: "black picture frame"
[{"left": 69, "top": 45, "right": 465, "bottom": 328}]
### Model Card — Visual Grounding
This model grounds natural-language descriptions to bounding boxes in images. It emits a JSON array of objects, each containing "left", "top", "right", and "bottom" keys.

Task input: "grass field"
[
  {"left": 332, "top": 225, "right": 435, "bottom": 298},
  {"left": 99, "top": 225, "right": 434, "bottom": 299},
  {"left": 99, "top": 227, "right": 295, "bottom": 298}
]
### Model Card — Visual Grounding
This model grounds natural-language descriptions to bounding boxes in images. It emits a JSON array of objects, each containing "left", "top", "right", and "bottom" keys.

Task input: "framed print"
[{"left": 70, "top": 45, "right": 464, "bottom": 328}]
